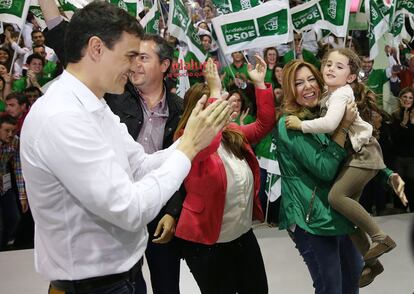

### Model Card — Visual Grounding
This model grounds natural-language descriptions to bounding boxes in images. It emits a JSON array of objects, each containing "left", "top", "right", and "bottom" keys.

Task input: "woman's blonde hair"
[
  {"left": 281, "top": 60, "right": 324, "bottom": 118},
  {"left": 174, "top": 83, "right": 250, "bottom": 160}
]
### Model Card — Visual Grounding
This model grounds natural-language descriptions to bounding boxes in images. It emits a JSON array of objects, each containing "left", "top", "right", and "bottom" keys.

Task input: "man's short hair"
[
  {"left": 141, "top": 34, "right": 174, "bottom": 76},
  {"left": 0, "top": 114, "right": 17, "bottom": 127},
  {"left": 5, "top": 92, "right": 30, "bottom": 108},
  {"left": 31, "top": 29, "right": 43, "bottom": 38},
  {"left": 26, "top": 53, "right": 45, "bottom": 66},
  {"left": 64, "top": 1, "right": 144, "bottom": 64},
  {"left": 33, "top": 44, "right": 46, "bottom": 50},
  {"left": 24, "top": 86, "right": 43, "bottom": 96}
]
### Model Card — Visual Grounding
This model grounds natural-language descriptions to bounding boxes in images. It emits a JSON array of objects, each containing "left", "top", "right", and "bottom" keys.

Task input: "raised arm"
[
  {"left": 240, "top": 55, "right": 275, "bottom": 143},
  {"left": 300, "top": 85, "right": 353, "bottom": 134}
]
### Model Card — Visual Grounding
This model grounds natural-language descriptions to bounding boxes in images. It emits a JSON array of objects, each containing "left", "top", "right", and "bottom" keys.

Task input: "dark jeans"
[
  {"left": 180, "top": 229, "right": 268, "bottom": 294},
  {"left": 0, "top": 189, "right": 21, "bottom": 249},
  {"left": 145, "top": 218, "right": 181, "bottom": 294},
  {"left": 292, "top": 226, "right": 363, "bottom": 294}
]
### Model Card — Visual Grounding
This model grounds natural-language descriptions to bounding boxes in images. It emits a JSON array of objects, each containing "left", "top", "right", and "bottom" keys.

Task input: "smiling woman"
[{"left": 276, "top": 59, "right": 364, "bottom": 294}]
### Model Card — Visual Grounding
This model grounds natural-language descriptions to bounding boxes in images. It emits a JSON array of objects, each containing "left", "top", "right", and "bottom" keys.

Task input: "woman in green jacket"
[{"left": 276, "top": 60, "right": 362, "bottom": 294}]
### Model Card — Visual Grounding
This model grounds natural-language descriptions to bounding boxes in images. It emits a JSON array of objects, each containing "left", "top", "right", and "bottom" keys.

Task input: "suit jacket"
[{"left": 104, "top": 81, "right": 184, "bottom": 219}]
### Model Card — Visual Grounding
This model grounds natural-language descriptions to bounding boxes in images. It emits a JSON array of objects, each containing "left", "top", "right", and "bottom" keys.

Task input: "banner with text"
[
  {"left": 211, "top": 0, "right": 292, "bottom": 55},
  {"left": 0, "top": 0, "right": 30, "bottom": 25},
  {"left": 291, "top": 0, "right": 351, "bottom": 37},
  {"left": 212, "top": 0, "right": 262, "bottom": 15},
  {"left": 168, "top": 0, "right": 206, "bottom": 62}
]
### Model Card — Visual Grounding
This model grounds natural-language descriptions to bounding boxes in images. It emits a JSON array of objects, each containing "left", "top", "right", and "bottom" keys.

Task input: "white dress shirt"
[
  {"left": 20, "top": 71, "right": 191, "bottom": 281},
  {"left": 301, "top": 84, "right": 373, "bottom": 152}
]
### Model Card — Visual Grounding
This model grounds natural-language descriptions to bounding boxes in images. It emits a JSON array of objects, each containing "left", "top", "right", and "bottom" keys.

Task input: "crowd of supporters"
[{"left": 0, "top": 2, "right": 413, "bottom": 292}]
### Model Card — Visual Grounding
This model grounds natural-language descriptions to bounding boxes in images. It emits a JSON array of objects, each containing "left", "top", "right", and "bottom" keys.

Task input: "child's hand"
[
  {"left": 203, "top": 58, "right": 221, "bottom": 97},
  {"left": 285, "top": 115, "right": 302, "bottom": 130}
]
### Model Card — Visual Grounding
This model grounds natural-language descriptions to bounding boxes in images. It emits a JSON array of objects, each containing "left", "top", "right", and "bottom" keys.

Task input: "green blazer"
[{"left": 276, "top": 115, "right": 356, "bottom": 236}]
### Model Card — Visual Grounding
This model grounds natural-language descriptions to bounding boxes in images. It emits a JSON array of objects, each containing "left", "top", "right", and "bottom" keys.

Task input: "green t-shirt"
[
  {"left": 221, "top": 63, "right": 250, "bottom": 90},
  {"left": 0, "top": 100, "right": 5, "bottom": 112},
  {"left": 184, "top": 51, "right": 212, "bottom": 86},
  {"left": 283, "top": 49, "right": 321, "bottom": 70},
  {"left": 365, "top": 69, "right": 388, "bottom": 108},
  {"left": 12, "top": 75, "right": 53, "bottom": 92},
  {"left": 43, "top": 61, "right": 57, "bottom": 79},
  {"left": 233, "top": 113, "right": 255, "bottom": 126}
]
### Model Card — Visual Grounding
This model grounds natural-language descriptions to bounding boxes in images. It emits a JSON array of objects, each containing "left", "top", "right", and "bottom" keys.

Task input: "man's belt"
[{"left": 50, "top": 259, "right": 142, "bottom": 293}]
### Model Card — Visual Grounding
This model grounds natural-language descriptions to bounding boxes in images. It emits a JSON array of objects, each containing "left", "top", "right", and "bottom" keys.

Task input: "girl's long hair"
[{"left": 174, "top": 83, "right": 250, "bottom": 160}]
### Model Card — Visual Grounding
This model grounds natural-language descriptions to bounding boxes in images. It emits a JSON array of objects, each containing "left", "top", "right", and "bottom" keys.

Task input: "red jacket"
[{"left": 175, "top": 85, "right": 275, "bottom": 245}]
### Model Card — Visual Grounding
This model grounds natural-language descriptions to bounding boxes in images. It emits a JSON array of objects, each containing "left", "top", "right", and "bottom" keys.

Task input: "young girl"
[{"left": 285, "top": 48, "right": 408, "bottom": 264}]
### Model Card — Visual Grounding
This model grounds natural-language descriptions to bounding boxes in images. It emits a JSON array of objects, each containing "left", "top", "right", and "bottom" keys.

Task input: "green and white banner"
[
  {"left": 168, "top": 0, "right": 206, "bottom": 62},
  {"left": 140, "top": 0, "right": 160, "bottom": 34},
  {"left": 110, "top": 0, "right": 138, "bottom": 17},
  {"left": 175, "top": 46, "right": 190, "bottom": 99},
  {"left": 212, "top": 0, "right": 262, "bottom": 15},
  {"left": 291, "top": 0, "right": 351, "bottom": 37},
  {"left": 211, "top": 0, "right": 292, "bottom": 55},
  {"left": 0, "top": 0, "right": 30, "bottom": 25},
  {"left": 366, "top": 0, "right": 392, "bottom": 59},
  {"left": 393, "top": 0, "right": 414, "bottom": 16},
  {"left": 29, "top": 0, "right": 46, "bottom": 29}
]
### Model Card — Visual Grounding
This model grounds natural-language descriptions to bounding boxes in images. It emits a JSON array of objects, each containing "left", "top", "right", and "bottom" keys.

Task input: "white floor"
[{"left": 1, "top": 214, "right": 413, "bottom": 293}]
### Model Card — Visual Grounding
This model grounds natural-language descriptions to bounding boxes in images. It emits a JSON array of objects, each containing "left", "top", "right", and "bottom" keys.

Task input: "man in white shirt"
[{"left": 20, "top": 2, "right": 233, "bottom": 294}]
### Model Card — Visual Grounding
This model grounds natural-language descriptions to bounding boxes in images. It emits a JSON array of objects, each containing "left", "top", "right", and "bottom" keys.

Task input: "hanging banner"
[
  {"left": 0, "top": 0, "right": 30, "bottom": 25},
  {"left": 211, "top": 0, "right": 292, "bottom": 55},
  {"left": 140, "top": 0, "right": 160, "bottom": 34},
  {"left": 291, "top": 0, "right": 351, "bottom": 37},
  {"left": 366, "top": 0, "right": 391, "bottom": 59},
  {"left": 212, "top": 0, "right": 262, "bottom": 14},
  {"left": 168, "top": 0, "right": 206, "bottom": 62}
]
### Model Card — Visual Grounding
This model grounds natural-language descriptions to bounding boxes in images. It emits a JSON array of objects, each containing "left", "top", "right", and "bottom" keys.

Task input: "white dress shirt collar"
[{"left": 62, "top": 70, "right": 105, "bottom": 114}]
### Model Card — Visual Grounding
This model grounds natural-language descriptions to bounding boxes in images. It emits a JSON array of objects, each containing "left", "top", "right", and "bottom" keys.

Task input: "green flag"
[
  {"left": 366, "top": 0, "right": 391, "bottom": 59},
  {"left": 212, "top": 0, "right": 291, "bottom": 55},
  {"left": 212, "top": 0, "right": 262, "bottom": 14},
  {"left": 140, "top": 0, "right": 160, "bottom": 34},
  {"left": 29, "top": 4, "right": 47, "bottom": 29},
  {"left": 0, "top": 0, "right": 30, "bottom": 25},
  {"left": 110, "top": 0, "right": 137, "bottom": 17},
  {"left": 168, "top": 0, "right": 206, "bottom": 62},
  {"left": 291, "top": 0, "right": 351, "bottom": 37}
]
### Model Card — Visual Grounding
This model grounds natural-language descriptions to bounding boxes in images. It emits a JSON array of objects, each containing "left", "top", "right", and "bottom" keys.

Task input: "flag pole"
[{"left": 9, "top": 2, "right": 30, "bottom": 75}]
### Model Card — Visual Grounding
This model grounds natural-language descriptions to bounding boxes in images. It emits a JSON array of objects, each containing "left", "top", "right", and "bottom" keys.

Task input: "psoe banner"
[
  {"left": 211, "top": 0, "right": 292, "bottom": 55},
  {"left": 290, "top": 0, "right": 351, "bottom": 37}
]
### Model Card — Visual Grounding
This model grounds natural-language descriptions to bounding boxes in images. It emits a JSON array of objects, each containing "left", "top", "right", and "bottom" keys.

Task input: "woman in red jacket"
[{"left": 174, "top": 57, "right": 275, "bottom": 294}]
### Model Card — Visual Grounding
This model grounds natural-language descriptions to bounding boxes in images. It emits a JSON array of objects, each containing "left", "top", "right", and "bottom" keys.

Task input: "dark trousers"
[
  {"left": 292, "top": 226, "right": 363, "bottom": 294},
  {"left": 180, "top": 229, "right": 268, "bottom": 294},
  {"left": 145, "top": 218, "right": 181, "bottom": 294},
  {"left": 0, "top": 189, "right": 20, "bottom": 249},
  {"left": 48, "top": 261, "right": 147, "bottom": 294}
]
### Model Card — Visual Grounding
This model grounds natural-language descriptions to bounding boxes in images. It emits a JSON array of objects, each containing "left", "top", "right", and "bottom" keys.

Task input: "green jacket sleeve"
[
  {"left": 278, "top": 116, "right": 347, "bottom": 182},
  {"left": 374, "top": 167, "right": 393, "bottom": 187}
]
